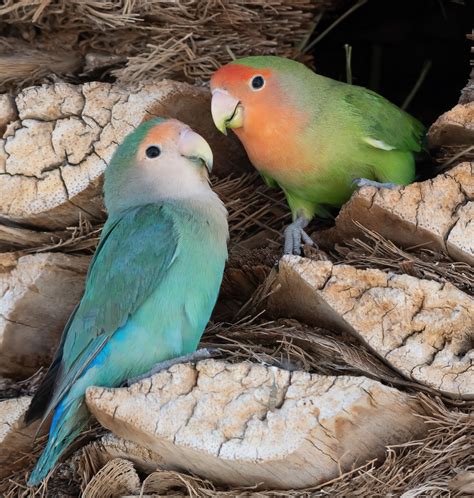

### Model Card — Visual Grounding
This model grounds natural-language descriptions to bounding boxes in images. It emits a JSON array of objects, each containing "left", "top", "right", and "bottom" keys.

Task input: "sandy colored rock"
[
  {"left": 269, "top": 257, "right": 474, "bottom": 399},
  {"left": 0, "top": 252, "right": 90, "bottom": 378},
  {"left": 0, "top": 396, "right": 36, "bottom": 478},
  {"left": 320, "top": 162, "right": 474, "bottom": 265},
  {"left": 0, "top": 80, "right": 248, "bottom": 229},
  {"left": 0, "top": 95, "right": 17, "bottom": 133},
  {"left": 428, "top": 102, "right": 474, "bottom": 147},
  {"left": 86, "top": 359, "right": 426, "bottom": 490}
]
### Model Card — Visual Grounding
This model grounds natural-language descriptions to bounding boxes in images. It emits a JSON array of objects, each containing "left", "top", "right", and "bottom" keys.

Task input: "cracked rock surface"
[
  {"left": 0, "top": 81, "right": 247, "bottom": 229},
  {"left": 86, "top": 359, "right": 426, "bottom": 489},
  {"left": 321, "top": 162, "right": 474, "bottom": 265},
  {"left": 0, "top": 396, "right": 34, "bottom": 478},
  {"left": 0, "top": 95, "right": 17, "bottom": 134},
  {"left": 428, "top": 102, "right": 474, "bottom": 147},
  {"left": 269, "top": 257, "right": 473, "bottom": 399},
  {"left": 0, "top": 252, "right": 90, "bottom": 378}
]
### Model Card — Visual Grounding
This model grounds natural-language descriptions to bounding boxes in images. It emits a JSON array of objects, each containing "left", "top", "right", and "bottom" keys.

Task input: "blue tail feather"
[{"left": 27, "top": 397, "right": 90, "bottom": 487}]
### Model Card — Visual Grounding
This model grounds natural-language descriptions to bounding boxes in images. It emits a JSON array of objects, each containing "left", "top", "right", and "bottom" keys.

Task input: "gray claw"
[
  {"left": 352, "top": 178, "right": 398, "bottom": 190},
  {"left": 283, "top": 216, "right": 315, "bottom": 255},
  {"left": 300, "top": 230, "right": 314, "bottom": 246}
]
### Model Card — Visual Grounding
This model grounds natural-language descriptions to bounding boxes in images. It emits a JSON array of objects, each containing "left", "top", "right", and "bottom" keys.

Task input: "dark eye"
[
  {"left": 145, "top": 145, "right": 161, "bottom": 158},
  {"left": 251, "top": 75, "right": 265, "bottom": 90}
]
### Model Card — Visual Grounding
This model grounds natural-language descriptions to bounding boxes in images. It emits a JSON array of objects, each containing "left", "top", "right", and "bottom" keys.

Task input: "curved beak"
[
  {"left": 211, "top": 89, "right": 242, "bottom": 135},
  {"left": 178, "top": 128, "right": 213, "bottom": 172}
]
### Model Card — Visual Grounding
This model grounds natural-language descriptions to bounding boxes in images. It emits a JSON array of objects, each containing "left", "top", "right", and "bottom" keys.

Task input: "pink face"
[
  {"left": 211, "top": 64, "right": 275, "bottom": 117},
  {"left": 135, "top": 119, "right": 213, "bottom": 174},
  {"left": 211, "top": 64, "right": 311, "bottom": 176}
]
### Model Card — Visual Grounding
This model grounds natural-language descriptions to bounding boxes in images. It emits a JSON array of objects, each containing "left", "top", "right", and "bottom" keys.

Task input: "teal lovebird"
[
  {"left": 210, "top": 56, "right": 425, "bottom": 254},
  {"left": 25, "top": 118, "right": 228, "bottom": 486}
]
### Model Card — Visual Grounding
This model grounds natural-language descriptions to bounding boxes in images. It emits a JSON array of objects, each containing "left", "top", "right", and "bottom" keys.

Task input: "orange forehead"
[
  {"left": 143, "top": 120, "right": 182, "bottom": 146},
  {"left": 211, "top": 64, "right": 273, "bottom": 90}
]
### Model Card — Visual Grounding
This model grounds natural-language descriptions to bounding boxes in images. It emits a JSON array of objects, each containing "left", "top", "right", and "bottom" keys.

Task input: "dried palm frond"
[
  {"left": 82, "top": 458, "right": 140, "bottom": 498},
  {"left": 332, "top": 222, "right": 474, "bottom": 295},
  {"left": 0, "top": 0, "right": 334, "bottom": 91}
]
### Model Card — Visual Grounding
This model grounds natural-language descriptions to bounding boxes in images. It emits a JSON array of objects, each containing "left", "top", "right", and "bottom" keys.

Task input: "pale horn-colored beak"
[
  {"left": 211, "top": 89, "right": 242, "bottom": 136},
  {"left": 179, "top": 128, "right": 213, "bottom": 172}
]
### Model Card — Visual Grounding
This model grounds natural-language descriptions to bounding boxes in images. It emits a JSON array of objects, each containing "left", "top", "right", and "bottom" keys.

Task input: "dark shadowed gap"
[{"left": 309, "top": 0, "right": 471, "bottom": 127}]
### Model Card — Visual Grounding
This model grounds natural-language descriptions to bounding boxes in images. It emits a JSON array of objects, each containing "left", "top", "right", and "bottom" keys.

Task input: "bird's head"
[
  {"left": 210, "top": 56, "right": 305, "bottom": 137},
  {"left": 104, "top": 118, "right": 214, "bottom": 215}
]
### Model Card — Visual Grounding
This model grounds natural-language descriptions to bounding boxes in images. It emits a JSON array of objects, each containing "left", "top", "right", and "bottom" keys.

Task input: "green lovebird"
[
  {"left": 210, "top": 55, "right": 425, "bottom": 254},
  {"left": 25, "top": 118, "right": 228, "bottom": 486}
]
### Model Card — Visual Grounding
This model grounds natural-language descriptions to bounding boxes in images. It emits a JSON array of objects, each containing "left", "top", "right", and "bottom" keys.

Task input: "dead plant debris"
[
  {"left": 19, "top": 173, "right": 290, "bottom": 256},
  {"left": 0, "top": 1, "right": 342, "bottom": 91},
  {"left": 330, "top": 222, "right": 474, "bottom": 295}
]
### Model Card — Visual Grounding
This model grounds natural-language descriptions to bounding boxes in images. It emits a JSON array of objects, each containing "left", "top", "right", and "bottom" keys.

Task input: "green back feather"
[{"left": 229, "top": 56, "right": 425, "bottom": 218}]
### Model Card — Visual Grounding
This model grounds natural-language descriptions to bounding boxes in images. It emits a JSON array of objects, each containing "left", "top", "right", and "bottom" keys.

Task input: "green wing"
[
  {"left": 260, "top": 171, "right": 279, "bottom": 188},
  {"left": 26, "top": 203, "right": 179, "bottom": 425},
  {"left": 343, "top": 87, "right": 425, "bottom": 153}
]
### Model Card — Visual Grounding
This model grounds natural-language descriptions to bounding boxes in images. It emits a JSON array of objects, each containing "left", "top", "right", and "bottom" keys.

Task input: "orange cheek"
[
  {"left": 237, "top": 100, "right": 312, "bottom": 175},
  {"left": 212, "top": 65, "right": 312, "bottom": 174}
]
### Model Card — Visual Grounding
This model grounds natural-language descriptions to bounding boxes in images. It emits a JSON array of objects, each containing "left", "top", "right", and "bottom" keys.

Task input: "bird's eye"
[
  {"left": 145, "top": 145, "right": 161, "bottom": 159},
  {"left": 251, "top": 75, "right": 265, "bottom": 90}
]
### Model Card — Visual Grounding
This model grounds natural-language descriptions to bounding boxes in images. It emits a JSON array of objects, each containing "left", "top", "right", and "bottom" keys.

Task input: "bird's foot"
[
  {"left": 352, "top": 178, "right": 398, "bottom": 190},
  {"left": 126, "top": 348, "right": 221, "bottom": 386},
  {"left": 283, "top": 216, "right": 316, "bottom": 255}
]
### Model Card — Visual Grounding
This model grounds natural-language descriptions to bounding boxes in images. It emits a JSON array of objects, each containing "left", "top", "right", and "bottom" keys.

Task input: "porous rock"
[
  {"left": 269, "top": 257, "right": 473, "bottom": 399},
  {"left": 428, "top": 103, "right": 474, "bottom": 147},
  {"left": 0, "top": 252, "right": 90, "bottom": 378},
  {"left": 0, "top": 396, "right": 35, "bottom": 478},
  {"left": 0, "top": 80, "right": 248, "bottom": 229},
  {"left": 86, "top": 359, "right": 426, "bottom": 489},
  {"left": 0, "top": 95, "right": 17, "bottom": 133},
  {"left": 320, "top": 162, "right": 474, "bottom": 265}
]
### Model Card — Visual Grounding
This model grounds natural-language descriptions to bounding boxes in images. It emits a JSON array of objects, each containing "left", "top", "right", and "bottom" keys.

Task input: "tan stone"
[
  {"left": 0, "top": 81, "right": 248, "bottom": 229},
  {"left": 269, "top": 257, "right": 474, "bottom": 399},
  {"left": 321, "top": 162, "right": 474, "bottom": 265},
  {"left": 16, "top": 83, "right": 84, "bottom": 121},
  {"left": 0, "top": 95, "right": 17, "bottom": 133},
  {"left": 86, "top": 359, "right": 426, "bottom": 490},
  {"left": 5, "top": 120, "right": 57, "bottom": 177},
  {"left": 0, "top": 252, "right": 90, "bottom": 378},
  {"left": 428, "top": 103, "right": 474, "bottom": 147},
  {"left": 0, "top": 396, "right": 36, "bottom": 478}
]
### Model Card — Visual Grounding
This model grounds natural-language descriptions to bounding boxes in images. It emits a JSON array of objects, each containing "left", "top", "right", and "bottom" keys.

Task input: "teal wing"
[
  {"left": 343, "top": 87, "right": 425, "bottom": 153},
  {"left": 25, "top": 203, "right": 179, "bottom": 425}
]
